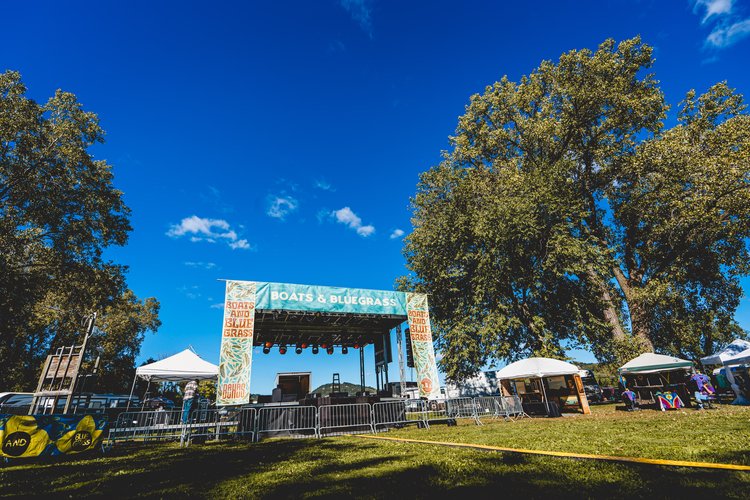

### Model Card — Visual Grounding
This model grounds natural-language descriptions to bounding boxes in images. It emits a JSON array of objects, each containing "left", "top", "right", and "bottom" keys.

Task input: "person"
[
  {"left": 182, "top": 379, "right": 199, "bottom": 424},
  {"left": 621, "top": 387, "right": 639, "bottom": 411}
]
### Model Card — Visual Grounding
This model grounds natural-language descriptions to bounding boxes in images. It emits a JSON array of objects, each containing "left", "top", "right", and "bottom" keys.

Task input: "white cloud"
[
  {"left": 210, "top": 303, "right": 225, "bottom": 309},
  {"left": 266, "top": 195, "right": 299, "bottom": 220},
  {"left": 166, "top": 215, "right": 250, "bottom": 250},
  {"left": 332, "top": 206, "right": 376, "bottom": 237},
  {"left": 357, "top": 225, "right": 376, "bottom": 237},
  {"left": 694, "top": 0, "right": 733, "bottom": 22},
  {"left": 178, "top": 285, "right": 201, "bottom": 300},
  {"left": 706, "top": 18, "right": 750, "bottom": 47},
  {"left": 693, "top": 0, "right": 750, "bottom": 49},
  {"left": 314, "top": 179, "right": 335, "bottom": 191},
  {"left": 339, "top": 0, "right": 373, "bottom": 38},
  {"left": 229, "top": 239, "right": 251, "bottom": 250},
  {"left": 390, "top": 229, "right": 405, "bottom": 239},
  {"left": 184, "top": 261, "right": 217, "bottom": 270}
]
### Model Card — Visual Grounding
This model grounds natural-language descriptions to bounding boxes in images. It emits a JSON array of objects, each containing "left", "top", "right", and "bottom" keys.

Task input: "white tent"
[
  {"left": 701, "top": 340, "right": 750, "bottom": 405},
  {"left": 700, "top": 339, "right": 750, "bottom": 366},
  {"left": 135, "top": 349, "right": 219, "bottom": 382},
  {"left": 496, "top": 357, "right": 580, "bottom": 379},
  {"left": 618, "top": 353, "right": 692, "bottom": 374},
  {"left": 126, "top": 348, "right": 219, "bottom": 410},
  {"left": 495, "top": 357, "right": 588, "bottom": 415}
]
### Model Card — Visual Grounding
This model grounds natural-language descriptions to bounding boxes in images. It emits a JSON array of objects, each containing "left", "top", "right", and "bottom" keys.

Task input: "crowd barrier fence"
[{"left": 107, "top": 396, "right": 530, "bottom": 446}]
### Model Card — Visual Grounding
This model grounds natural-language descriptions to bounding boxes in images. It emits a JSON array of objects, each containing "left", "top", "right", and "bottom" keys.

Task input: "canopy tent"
[
  {"left": 126, "top": 348, "right": 218, "bottom": 411},
  {"left": 701, "top": 340, "right": 750, "bottom": 405},
  {"left": 618, "top": 353, "right": 693, "bottom": 374},
  {"left": 496, "top": 357, "right": 580, "bottom": 379},
  {"left": 135, "top": 349, "right": 219, "bottom": 382},
  {"left": 700, "top": 339, "right": 750, "bottom": 366},
  {"left": 495, "top": 358, "right": 589, "bottom": 416}
]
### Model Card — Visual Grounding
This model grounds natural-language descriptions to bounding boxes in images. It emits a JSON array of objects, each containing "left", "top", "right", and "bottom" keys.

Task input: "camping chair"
[
  {"left": 693, "top": 391, "right": 716, "bottom": 410},
  {"left": 655, "top": 391, "right": 684, "bottom": 411},
  {"left": 621, "top": 390, "right": 639, "bottom": 411}
]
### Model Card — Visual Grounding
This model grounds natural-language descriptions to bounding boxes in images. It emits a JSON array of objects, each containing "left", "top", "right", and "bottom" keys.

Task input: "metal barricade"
[
  {"left": 421, "top": 398, "right": 451, "bottom": 426},
  {"left": 404, "top": 399, "right": 428, "bottom": 427},
  {"left": 256, "top": 405, "right": 318, "bottom": 440},
  {"left": 474, "top": 396, "right": 508, "bottom": 421},
  {"left": 108, "top": 410, "right": 183, "bottom": 444},
  {"left": 319, "top": 403, "right": 374, "bottom": 436},
  {"left": 446, "top": 397, "right": 478, "bottom": 423},
  {"left": 503, "top": 395, "right": 528, "bottom": 419},
  {"left": 373, "top": 400, "right": 423, "bottom": 430}
]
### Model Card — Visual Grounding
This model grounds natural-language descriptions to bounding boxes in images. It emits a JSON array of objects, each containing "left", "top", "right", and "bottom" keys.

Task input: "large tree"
[
  {"left": 0, "top": 70, "right": 160, "bottom": 391},
  {"left": 403, "top": 38, "right": 750, "bottom": 379}
]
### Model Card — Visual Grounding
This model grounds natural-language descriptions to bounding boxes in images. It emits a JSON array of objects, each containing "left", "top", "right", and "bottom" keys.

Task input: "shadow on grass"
[{"left": 1, "top": 438, "right": 748, "bottom": 499}]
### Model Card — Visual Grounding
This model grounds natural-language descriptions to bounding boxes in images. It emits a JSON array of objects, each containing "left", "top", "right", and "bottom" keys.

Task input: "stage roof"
[{"left": 253, "top": 309, "right": 406, "bottom": 347}]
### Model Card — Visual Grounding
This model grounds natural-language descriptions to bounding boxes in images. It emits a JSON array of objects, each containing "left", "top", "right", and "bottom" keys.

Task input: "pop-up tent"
[
  {"left": 700, "top": 339, "right": 750, "bottom": 405},
  {"left": 496, "top": 357, "right": 581, "bottom": 379},
  {"left": 496, "top": 358, "right": 590, "bottom": 415},
  {"left": 700, "top": 339, "right": 750, "bottom": 366},
  {"left": 619, "top": 352, "right": 693, "bottom": 374},
  {"left": 135, "top": 349, "right": 219, "bottom": 381},
  {"left": 618, "top": 353, "right": 693, "bottom": 406},
  {"left": 126, "top": 349, "right": 219, "bottom": 410}
]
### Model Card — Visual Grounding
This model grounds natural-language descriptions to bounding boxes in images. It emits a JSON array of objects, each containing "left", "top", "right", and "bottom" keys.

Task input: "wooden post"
[{"left": 573, "top": 374, "right": 591, "bottom": 414}]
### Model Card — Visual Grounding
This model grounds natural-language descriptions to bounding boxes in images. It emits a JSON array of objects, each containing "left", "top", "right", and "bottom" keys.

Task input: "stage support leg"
[
  {"left": 360, "top": 347, "right": 366, "bottom": 393},
  {"left": 396, "top": 325, "right": 405, "bottom": 397}
]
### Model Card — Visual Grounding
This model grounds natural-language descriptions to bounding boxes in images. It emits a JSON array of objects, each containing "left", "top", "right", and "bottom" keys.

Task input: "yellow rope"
[{"left": 354, "top": 434, "right": 750, "bottom": 472}]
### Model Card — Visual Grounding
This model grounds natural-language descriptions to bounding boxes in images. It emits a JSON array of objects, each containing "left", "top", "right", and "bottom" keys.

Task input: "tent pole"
[
  {"left": 125, "top": 374, "right": 138, "bottom": 412},
  {"left": 539, "top": 377, "right": 550, "bottom": 415},
  {"left": 141, "top": 379, "right": 151, "bottom": 411}
]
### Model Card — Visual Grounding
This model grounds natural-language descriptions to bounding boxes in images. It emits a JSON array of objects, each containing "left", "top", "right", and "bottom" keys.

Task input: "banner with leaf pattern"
[
  {"left": 406, "top": 293, "right": 441, "bottom": 399},
  {"left": 217, "top": 280, "right": 256, "bottom": 406},
  {"left": 0, "top": 414, "right": 107, "bottom": 458}
]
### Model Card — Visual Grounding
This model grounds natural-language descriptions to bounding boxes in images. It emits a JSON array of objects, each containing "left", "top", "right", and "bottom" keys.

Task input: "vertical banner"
[
  {"left": 217, "top": 280, "right": 256, "bottom": 406},
  {"left": 406, "top": 293, "right": 441, "bottom": 399}
]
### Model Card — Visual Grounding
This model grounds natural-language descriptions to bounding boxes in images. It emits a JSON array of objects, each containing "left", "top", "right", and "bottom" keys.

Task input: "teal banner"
[{"left": 254, "top": 282, "right": 408, "bottom": 316}]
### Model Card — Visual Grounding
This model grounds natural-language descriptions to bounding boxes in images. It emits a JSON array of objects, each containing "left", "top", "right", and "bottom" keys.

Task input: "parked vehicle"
[
  {"left": 579, "top": 370, "right": 604, "bottom": 403},
  {"left": 0, "top": 393, "right": 33, "bottom": 415},
  {"left": 0, "top": 392, "right": 140, "bottom": 418}
]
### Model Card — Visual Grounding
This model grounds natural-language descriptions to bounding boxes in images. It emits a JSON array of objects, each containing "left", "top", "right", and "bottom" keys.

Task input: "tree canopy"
[
  {"left": 402, "top": 38, "right": 750, "bottom": 380},
  {"left": 0, "top": 70, "right": 160, "bottom": 391}
]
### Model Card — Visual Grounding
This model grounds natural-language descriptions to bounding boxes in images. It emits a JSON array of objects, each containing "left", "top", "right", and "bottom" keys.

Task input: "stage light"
[
  {"left": 342, "top": 346, "right": 348, "bottom": 354},
  {"left": 301, "top": 343, "right": 308, "bottom": 349},
  {"left": 312, "top": 344, "right": 319, "bottom": 354},
  {"left": 353, "top": 343, "right": 359, "bottom": 349},
  {"left": 321, "top": 343, "right": 328, "bottom": 349},
  {"left": 326, "top": 346, "right": 334, "bottom": 355},
  {"left": 295, "top": 344, "right": 303, "bottom": 355},
  {"left": 264, "top": 341, "right": 273, "bottom": 348},
  {"left": 262, "top": 346, "right": 270, "bottom": 354},
  {"left": 279, "top": 344, "right": 287, "bottom": 355}
]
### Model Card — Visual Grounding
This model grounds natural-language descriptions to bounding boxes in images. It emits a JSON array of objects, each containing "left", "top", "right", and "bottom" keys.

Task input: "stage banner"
[
  {"left": 0, "top": 414, "right": 107, "bottom": 458},
  {"left": 218, "top": 280, "right": 256, "bottom": 406},
  {"left": 254, "top": 282, "right": 407, "bottom": 316},
  {"left": 406, "top": 293, "right": 441, "bottom": 399}
]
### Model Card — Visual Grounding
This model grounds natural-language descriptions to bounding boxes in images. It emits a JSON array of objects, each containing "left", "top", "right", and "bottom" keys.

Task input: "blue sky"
[{"left": 3, "top": 1, "right": 750, "bottom": 393}]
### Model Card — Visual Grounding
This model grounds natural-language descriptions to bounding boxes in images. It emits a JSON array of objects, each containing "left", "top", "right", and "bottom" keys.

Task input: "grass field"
[{"left": 1, "top": 404, "right": 748, "bottom": 498}]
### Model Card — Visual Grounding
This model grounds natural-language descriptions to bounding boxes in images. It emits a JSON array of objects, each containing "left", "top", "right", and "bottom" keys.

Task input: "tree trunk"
[
  {"left": 627, "top": 299, "right": 654, "bottom": 352},
  {"left": 587, "top": 266, "right": 626, "bottom": 340}
]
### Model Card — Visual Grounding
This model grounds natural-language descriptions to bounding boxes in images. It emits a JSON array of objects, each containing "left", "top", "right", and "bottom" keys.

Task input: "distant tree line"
[
  {"left": 401, "top": 37, "right": 750, "bottom": 380},
  {"left": 0, "top": 71, "right": 160, "bottom": 392}
]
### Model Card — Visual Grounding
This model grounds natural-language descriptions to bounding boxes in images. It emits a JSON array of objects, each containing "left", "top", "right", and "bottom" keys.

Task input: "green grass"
[
  {"left": 1, "top": 404, "right": 748, "bottom": 498},
  {"left": 390, "top": 403, "right": 750, "bottom": 465}
]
